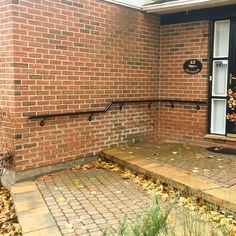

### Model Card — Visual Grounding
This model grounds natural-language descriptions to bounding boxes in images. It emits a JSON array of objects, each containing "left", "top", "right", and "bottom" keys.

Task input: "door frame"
[{"left": 208, "top": 18, "right": 236, "bottom": 135}]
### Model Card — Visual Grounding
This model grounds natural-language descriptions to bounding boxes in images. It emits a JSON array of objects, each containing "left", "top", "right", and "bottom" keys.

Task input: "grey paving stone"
[{"left": 36, "top": 168, "right": 151, "bottom": 235}]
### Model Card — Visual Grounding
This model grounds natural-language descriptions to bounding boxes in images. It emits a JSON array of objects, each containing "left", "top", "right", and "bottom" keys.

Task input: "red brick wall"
[
  {"left": 10, "top": 0, "right": 160, "bottom": 171},
  {"left": 158, "top": 21, "right": 210, "bottom": 145},
  {"left": 158, "top": 21, "right": 236, "bottom": 147},
  {"left": 4, "top": 1, "right": 233, "bottom": 173},
  {"left": 0, "top": 0, "right": 15, "bottom": 155}
]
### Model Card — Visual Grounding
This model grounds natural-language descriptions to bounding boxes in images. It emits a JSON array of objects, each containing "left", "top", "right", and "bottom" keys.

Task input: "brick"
[
  {"left": 72, "top": 2, "right": 83, "bottom": 8},
  {"left": 15, "top": 134, "right": 22, "bottom": 139},
  {"left": 61, "top": 0, "right": 72, "bottom": 6},
  {"left": 11, "top": 0, "right": 19, "bottom": 4},
  {"left": 10, "top": 63, "right": 28, "bottom": 68},
  {"left": 14, "top": 80, "right": 21, "bottom": 85},
  {"left": 29, "top": 75, "right": 43, "bottom": 80},
  {"left": 0, "top": 0, "right": 232, "bottom": 174},
  {"left": 24, "top": 143, "right": 37, "bottom": 149},
  {"left": 56, "top": 45, "right": 67, "bottom": 50}
]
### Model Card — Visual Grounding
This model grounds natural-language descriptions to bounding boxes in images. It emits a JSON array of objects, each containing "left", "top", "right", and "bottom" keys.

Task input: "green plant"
[
  {"left": 102, "top": 195, "right": 176, "bottom": 236},
  {"left": 102, "top": 194, "right": 232, "bottom": 236}
]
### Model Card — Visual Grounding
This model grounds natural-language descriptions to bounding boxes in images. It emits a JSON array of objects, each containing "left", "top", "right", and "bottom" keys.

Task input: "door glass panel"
[
  {"left": 212, "top": 60, "right": 228, "bottom": 96},
  {"left": 211, "top": 99, "right": 226, "bottom": 135},
  {"left": 214, "top": 20, "right": 230, "bottom": 58}
]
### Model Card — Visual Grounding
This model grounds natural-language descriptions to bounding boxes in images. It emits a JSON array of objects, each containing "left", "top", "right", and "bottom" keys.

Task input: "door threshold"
[
  {"left": 227, "top": 133, "right": 236, "bottom": 138},
  {"left": 204, "top": 134, "right": 236, "bottom": 142}
]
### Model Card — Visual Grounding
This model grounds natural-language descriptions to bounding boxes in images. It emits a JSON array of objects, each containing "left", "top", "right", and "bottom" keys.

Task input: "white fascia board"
[
  {"left": 103, "top": 0, "right": 142, "bottom": 9},
  {"left": 142, "top": 0, "right": 236, "bottom": 14}
]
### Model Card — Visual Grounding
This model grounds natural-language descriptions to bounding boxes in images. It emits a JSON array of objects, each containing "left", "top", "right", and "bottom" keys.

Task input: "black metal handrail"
[{"left": 28, "top": 99, "right": 207, "bottom": 126}]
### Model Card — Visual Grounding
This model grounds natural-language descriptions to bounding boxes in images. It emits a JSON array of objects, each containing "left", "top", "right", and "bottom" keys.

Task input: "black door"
[
  {"left": 210, "top": 19, "right": 236, "bottom": 136},
  {"left": 227, "top": 18, "right": 236, "bottom": 135}
]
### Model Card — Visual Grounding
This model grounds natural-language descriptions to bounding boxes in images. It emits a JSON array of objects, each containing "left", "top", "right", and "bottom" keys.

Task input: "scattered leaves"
[
  {"left": 227, "top": 89, "right": 236, "bottom": 123},
  {"left": 72, "top": 159, "right": 236, "bottom": 234},
  {"left": 0, "top": 187, "right": 22, "bottom": 235}
]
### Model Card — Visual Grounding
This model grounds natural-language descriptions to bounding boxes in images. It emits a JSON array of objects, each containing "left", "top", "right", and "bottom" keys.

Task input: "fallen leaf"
[
  {"left": 220, "top": 218, "right": 226, "bottom": 226},
  {"left": 195, "top": 153, "right": 203, "bottom": 159},
  {"left": 65, "top": 223, "right": 73, "bottom": 229},
  {"left": 65, "top": 223, "right": 74, "bottom": 233},
  {"left": 188, "top": 205, "right": 196, "bottom": 211},
  {"left": 54, "top": 187, "right": 62, "bottom": 190},
  {"left": 58, "top": 196, "right": 65, "bottom": 202},
  {"left": 167, "top": 215, "right": 175, "bottom": 223},
  {"left": 68, "top": 228, "right": 74, "bottom": 233},
  {"left": 76, "top": 184, "right": 85, "bottom": 189}
]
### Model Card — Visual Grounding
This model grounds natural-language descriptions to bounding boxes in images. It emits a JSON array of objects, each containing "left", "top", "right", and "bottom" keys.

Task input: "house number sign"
[{"left": 183, "top": 59, "right": 202, "bottom": 74}]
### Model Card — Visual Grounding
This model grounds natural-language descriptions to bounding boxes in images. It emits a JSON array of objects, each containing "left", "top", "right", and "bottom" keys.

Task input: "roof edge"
[{"left": 142, "top": 0, "right": 236, "bottom": 14}]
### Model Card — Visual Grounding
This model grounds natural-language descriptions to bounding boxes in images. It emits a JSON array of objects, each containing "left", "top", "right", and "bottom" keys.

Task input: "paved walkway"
[
  {"left": 109, "top": 141, "right": 236, "bottom": 188},
  {"left": 11, "top": 140, "right": 236, "bottom": 235},
  {"left": 11, "top": 158, "right": 232, "bottom": 235},
  {"left": 101, "top": 140, "right": 236, "bottom": 213},
  {"left": 36, "top": 168, "right": 151, "bottom": 235}
]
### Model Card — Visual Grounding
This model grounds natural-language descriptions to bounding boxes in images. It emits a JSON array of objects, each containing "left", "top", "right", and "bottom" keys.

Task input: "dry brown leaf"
[{"left": 0, "top": 187, "right": 22, "bottom": 235}]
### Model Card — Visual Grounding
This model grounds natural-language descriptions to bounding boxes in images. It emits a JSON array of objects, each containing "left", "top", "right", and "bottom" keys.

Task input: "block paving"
[
  {"left": 36, "top": 168, "right": 151, "bottom": 235},
  {"left": 12, "top": 141, "right": 236, "bottom": 235},
  {"left": 117, "top": 141, "right": 236, "bottom": 187}
]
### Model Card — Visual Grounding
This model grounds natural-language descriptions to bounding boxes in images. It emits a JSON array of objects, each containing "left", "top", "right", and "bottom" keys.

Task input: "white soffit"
[
  {"left": 142, "top": 0, "right": 236, "bottom": 14},
  {"left": 103, "top": 0, "right": 153, "bottom": 9}
]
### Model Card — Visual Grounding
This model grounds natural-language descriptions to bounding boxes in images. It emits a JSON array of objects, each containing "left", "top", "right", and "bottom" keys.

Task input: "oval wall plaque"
[{"left": 183, "top": 59, "right": 202, "bottom": 74}]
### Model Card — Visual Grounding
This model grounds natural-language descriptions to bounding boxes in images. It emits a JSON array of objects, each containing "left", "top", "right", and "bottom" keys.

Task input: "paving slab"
[
  {"left": 100, "top": 141, "right": 236, "bottom": 213},
  {"left": 11, "top": 181, "right": 62, "bottom": 235},
  {"left": 24, "top": 226, "right": 62, "bottom": 236}
]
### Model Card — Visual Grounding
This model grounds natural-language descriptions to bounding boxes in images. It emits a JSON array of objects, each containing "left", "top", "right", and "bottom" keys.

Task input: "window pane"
[
  {"left": 214, "top": 20, "right": 230, "bottom": 58},
  {"left": 211, "top": 99, "right": 226, "bottom": 135},
  {"left": 212, "top": 60, "right": 228, "bottom": 96}
]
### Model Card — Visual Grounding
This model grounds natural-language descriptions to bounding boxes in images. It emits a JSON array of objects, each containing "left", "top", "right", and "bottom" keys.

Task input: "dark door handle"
[{"left": 229, "top": 74, "right": 236, "bottom": 85}]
